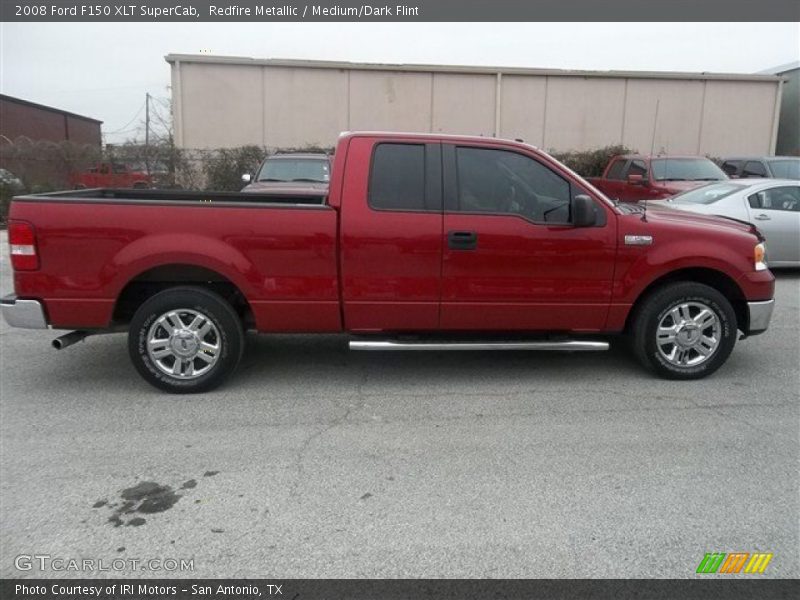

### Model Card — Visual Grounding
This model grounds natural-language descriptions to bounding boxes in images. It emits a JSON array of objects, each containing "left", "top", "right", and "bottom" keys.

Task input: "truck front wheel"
[
  {"left": 128, "top": 287, "right": 244, "bottom": 393},
  {"left": 631, "top": 282, "right": 737, "bottom": 380}
]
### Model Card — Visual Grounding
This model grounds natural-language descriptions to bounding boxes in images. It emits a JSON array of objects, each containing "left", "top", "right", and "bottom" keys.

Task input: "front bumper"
[
  {"left": 1, "top": 294, "right": 48, "bottom": 329},
  {"left": 746, "top": 299, "right": 775, "bottom": 335}
]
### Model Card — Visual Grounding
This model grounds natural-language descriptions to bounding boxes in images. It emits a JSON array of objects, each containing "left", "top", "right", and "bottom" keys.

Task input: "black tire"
[
  {"left": 631, "top": 282, "right": 737, "bottom": 380},
  {"left": 128, "top": 287, "right": 244, "bottom": 393}
]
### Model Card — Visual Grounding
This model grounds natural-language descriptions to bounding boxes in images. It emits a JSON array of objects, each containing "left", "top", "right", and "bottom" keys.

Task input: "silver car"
[{"left": 651, "top": 179, "right": 800, "bottom": 267}]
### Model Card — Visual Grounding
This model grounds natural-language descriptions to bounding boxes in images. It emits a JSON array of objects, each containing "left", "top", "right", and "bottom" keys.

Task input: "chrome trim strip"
[
  {"left": 747, "top": 299, "right": 775, "bottom": 334},
  {"left": 349, "top": 340, "right": 609, "bottom": 352},
  {"left": 1, "top": 295, "right": 48, "bottom": 329}
]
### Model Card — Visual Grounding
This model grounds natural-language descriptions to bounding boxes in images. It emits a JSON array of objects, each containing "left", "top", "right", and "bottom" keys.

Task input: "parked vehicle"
[
  {"left": 650, "top": 179, "right": 800, "bottom": 267},
  {"left": 587, "top": 155, "right": 728, "bottom": 202},
  {"left": 69, "top": 162, "right": 152, "bottom": 189},
  {"left": 2, "top": 132, "right": 775, "bottom": 393},
  {"left": 0, "top": 168, "right": 24, "bottom": 192},
  {"left": 241, "top": 153, "right": 330, "bottom": 193},
  {"left": 719, "top": 156, "right": 800, "bottom": 180}
]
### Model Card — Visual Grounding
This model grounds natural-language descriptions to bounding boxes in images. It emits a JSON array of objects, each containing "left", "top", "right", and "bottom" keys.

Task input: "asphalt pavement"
[{"left": 1, "top": 229, "right": 798, "bottom": 578}]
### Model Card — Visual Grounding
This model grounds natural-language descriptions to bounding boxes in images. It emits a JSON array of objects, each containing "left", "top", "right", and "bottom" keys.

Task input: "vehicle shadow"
[
  {"left": 15, "top": 326, "right": 767, "bottom": 398},
  {"left": 233, "top": 332, "right": 647, "bottom": 390},
  {"left": 773, "top": 267, "right": 800, "bottom": 279}
]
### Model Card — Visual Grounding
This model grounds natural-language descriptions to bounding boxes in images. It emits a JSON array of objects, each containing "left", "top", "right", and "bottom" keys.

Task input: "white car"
[{"left": 651, "top": 179, "right": 800, "bottom": 267}]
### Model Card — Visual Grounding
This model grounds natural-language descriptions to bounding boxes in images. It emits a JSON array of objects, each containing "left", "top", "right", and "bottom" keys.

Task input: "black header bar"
[
  {"left": 2, "top": 0, "right": 800, "bottom": 22},
  {"left": 2, "top": 579, "right": 799, "bottom": 600}
]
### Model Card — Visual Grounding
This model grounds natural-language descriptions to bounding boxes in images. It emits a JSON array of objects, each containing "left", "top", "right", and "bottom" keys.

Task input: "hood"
[
  {"left": 639, "top": 202, "right": 757, "bottom": 237},
  {"left": 241, "top": 180, "right": 329, "bottom": 194},
  {"left": 656, "top": 180, "right": 714, "bottom": 193}
]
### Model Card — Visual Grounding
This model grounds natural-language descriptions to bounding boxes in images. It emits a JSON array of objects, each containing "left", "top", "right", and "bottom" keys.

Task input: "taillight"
[{"left": 9, "top": 221, "right": 39, "bottom": 271}]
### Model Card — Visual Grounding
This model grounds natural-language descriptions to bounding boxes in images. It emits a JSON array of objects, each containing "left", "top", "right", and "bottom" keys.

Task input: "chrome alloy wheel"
[
  {"left": 146, "top": 309, "right": 221, "bottom": 379},
  {"left": 656, "top": 301, "right": 722, "bottom": 367}
]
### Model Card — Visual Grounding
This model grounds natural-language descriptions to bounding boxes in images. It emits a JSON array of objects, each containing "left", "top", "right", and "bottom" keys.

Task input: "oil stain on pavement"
[{"left": 93, "top": 472, "right": 219, "bottom": 527}]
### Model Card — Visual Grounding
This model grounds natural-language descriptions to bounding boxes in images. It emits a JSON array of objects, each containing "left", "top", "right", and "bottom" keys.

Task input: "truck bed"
[{"left": 9, "top": 187, "right": 340, "bottom": 332}]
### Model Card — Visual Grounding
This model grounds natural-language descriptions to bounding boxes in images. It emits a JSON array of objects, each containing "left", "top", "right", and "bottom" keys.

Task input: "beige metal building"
[{"left": 166, "top": 54, "right": 784, "bottom": 156}]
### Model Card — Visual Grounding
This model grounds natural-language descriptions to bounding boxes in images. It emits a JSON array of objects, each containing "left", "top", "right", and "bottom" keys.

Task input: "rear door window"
[
  {"left": 749, "top": 186, "right": 800, "bottom": 211},
  {"left": 369, "top": 143, "right": 429, "bottom": 211}
]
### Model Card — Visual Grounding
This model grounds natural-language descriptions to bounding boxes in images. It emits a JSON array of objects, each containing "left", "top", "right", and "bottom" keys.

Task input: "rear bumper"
[
  {"left": 1, "top": 294, "right": 48, "bottom": 329},
  {"left": 746, "top": 299, "right": 774, "bottom": 336}
]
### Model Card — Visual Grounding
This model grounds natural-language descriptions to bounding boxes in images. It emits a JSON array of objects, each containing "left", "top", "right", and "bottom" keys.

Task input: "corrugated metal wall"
[{"left": 169, "top": 56, "right": 782, "bottom": 156}]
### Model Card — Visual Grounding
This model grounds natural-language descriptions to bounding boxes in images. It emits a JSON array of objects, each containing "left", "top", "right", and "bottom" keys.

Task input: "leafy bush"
[
  {"left": 0, "top": 187, "right": 12, "bottom": 225},
  {"left": 201, "top": 145, "right": 266, "bottom": 191},
  {"left": 549, "top": 145, "right": 637, "bottom": 178}
]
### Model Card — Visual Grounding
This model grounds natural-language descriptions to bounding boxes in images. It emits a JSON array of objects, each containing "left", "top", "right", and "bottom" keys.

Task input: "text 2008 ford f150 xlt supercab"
[{"left": 2, "top": 132, "right": 775, "bottom": 393}]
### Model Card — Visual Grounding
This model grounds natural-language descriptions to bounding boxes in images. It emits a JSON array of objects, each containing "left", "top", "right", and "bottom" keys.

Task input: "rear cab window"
[{"left": 368, "top": 143, "right": 432, "bottom": 211}]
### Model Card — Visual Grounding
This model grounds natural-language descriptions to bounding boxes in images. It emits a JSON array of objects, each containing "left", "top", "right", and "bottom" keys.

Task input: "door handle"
[
  {"left": 754, "top": 214, "right": 771, "bottom": 221},
  {"left": 448, "top": 230, "right": 478, "bottom": 250}
]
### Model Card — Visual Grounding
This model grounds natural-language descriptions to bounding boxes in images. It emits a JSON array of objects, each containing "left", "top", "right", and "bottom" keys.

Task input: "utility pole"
[{"left": 144, "top": 92, "right": 150, "bottom": 175}]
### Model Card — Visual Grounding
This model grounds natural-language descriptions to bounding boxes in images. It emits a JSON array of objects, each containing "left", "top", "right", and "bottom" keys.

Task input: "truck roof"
[
  {"left": 615, "top": 155, "right": 714, "bottom": 161},
  {"left": 270, "top": 153, "right": 330, "bottom": 159},
  {"left": 339, "top": 131, "right": 538, "bottom": 149},
  {"left": 720, "top": 156, "right": 799, "bottom": 161}
]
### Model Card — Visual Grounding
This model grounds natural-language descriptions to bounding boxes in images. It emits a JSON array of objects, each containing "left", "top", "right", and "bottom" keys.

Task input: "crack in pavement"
[{"left": 287, "top": 367, "right": 370, "bottom": 503}]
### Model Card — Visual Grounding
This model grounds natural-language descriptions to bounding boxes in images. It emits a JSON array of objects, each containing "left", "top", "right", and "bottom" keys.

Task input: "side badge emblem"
[{"left": 625, "top": 235, "right": 653, "bottom": 246}]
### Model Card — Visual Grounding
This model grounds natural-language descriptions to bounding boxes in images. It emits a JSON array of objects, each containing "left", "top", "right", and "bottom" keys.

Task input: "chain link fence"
[{"left": 0, "top": 138, "right": 335, "bottom": 222}]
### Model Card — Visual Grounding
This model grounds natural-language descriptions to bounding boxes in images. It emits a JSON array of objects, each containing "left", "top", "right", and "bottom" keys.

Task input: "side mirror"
[
  {"left": 627, "top": 173, "right": 647, "bottom": 186},
  {"left": 572, "top": 195, "right": 597, "bottom": 227},
  {"left": 241, "top": 173, "right": 252, "bottom": 184}
]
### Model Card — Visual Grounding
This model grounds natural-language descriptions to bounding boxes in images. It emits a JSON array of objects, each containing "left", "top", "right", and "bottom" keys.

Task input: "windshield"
[
  {"left": 650, "top": 159, "right": 727, "bottom": 182},
  {"left": 767, "top": 159, "right": 800, "bottom": 180},
  {"left": 671, "top": 182, "right": 746, "bottom": 204},
  {"left": 257, "top": 158, "right": 330, "bottom": 183}
]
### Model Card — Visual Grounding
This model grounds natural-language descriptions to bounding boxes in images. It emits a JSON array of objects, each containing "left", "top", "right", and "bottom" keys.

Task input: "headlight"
[{"left": 754, "top": 242, "right": 768, "bottom": 271}]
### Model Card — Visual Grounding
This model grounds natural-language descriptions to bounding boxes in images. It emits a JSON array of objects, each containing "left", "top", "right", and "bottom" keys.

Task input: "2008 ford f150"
[{"left": 2, "top": 132, "right": 775, "bottom": 393}]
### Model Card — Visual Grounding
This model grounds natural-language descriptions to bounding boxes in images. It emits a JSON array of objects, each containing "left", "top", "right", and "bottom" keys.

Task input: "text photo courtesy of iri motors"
[{"left": 0, "top": 2, "right": 798, "bottom": 598}]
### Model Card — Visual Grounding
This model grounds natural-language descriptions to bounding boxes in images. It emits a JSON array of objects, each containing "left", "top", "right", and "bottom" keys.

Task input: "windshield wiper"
[
  {"left": 290, "top": 178, "right": 325, "bottom": 183},
  {"left": 691, "top": 178, "right": 722, "bottom": 181},
  {"left": 257, "top": 178, "right": 287, "bottom": 182}
]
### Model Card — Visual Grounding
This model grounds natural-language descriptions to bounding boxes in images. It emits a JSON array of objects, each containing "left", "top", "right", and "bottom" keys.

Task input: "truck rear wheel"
[
  {"left": 128, "top": 287, "right": 244, "bottom": 393},
  {"left": 631, "top": 282, "right": 737, "bottom": 380}
]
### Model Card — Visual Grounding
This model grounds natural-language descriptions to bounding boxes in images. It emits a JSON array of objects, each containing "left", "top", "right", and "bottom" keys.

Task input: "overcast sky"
[{"left": 1, "top": 22, "right": 798, "bottom": 143}]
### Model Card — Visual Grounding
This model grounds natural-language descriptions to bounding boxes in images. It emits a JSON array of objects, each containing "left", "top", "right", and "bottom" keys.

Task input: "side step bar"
[{"left": 349, "top": 339, "right": 609, "bottom": 352}]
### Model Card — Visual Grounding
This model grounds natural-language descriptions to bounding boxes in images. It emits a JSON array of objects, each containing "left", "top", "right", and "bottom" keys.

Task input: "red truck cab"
[
  {"left": 588, "top": 155, "right": 728, "bottom": 202},
  {"left": 3, "top": 133, "right": 775, "bottom": 393},
  {"left": 69, "top": 162, "right": 152, "bottom": 189}
]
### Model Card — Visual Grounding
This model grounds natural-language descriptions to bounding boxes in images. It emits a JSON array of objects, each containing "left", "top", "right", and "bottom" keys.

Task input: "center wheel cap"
[
  {"left": 170, "top": 330, "right": 199, "bottom": 357},
  {"left": 676, "top": 324, "right": 701, "bottom": 347}
]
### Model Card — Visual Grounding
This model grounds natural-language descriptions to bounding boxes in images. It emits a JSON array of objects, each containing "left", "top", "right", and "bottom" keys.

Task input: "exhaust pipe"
[{"left": 52, "top": 330, "right": 90, "bottom": 350}]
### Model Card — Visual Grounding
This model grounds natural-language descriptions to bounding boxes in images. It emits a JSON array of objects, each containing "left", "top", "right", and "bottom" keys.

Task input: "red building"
[{"left": 0, "top": 94, "right": 102, "bottom": 146}]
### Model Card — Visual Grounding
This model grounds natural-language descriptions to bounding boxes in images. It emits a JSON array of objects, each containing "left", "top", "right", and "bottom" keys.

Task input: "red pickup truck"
[
  {"left": 69, "top": 162, "right": 152, "bottom": 190},
  {"left": 3, "top": 133, "right": 775, "bottom": 393},
  {"left": 587, "top": 155, "right": 728, "bottom": 202}
]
